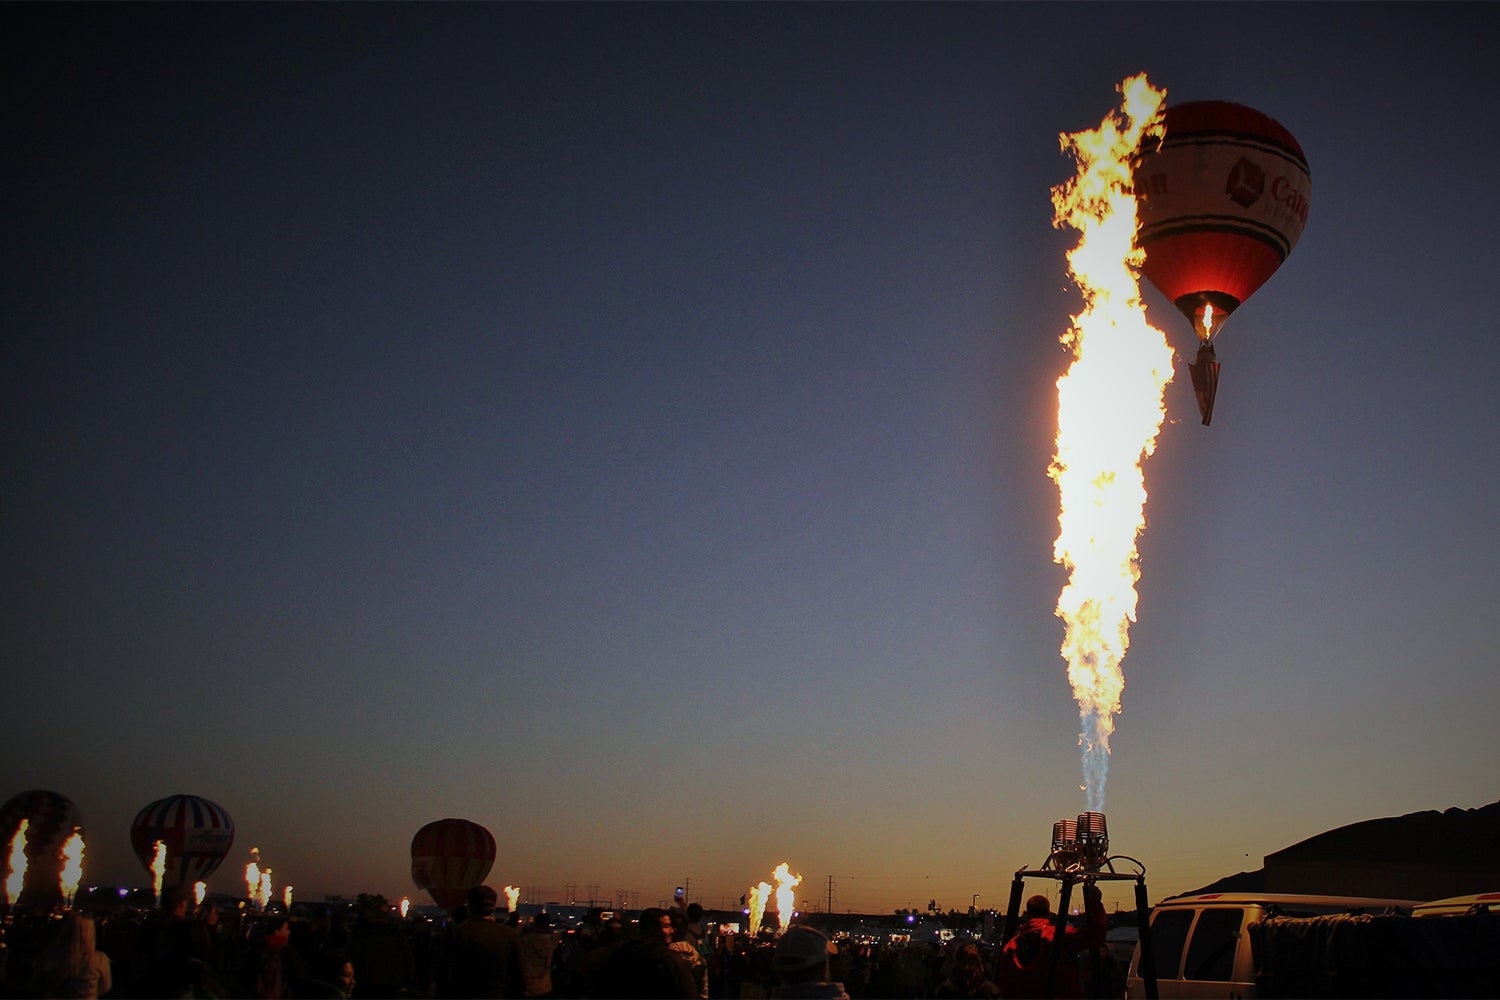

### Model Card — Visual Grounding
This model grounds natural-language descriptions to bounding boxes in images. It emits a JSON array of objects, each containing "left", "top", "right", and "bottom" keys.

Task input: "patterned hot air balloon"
[
  {"left": 130, "top": 794, "right": 235, "bottom": 888},
  {"left": 410, "top": 818, "right": 496, "bottom": 911},
  {"left": 1134, "top": 100, "right": 1311, "bottom": 424},
  {"left": 1, "top": 789, "right": 84, "bottom": 908}
]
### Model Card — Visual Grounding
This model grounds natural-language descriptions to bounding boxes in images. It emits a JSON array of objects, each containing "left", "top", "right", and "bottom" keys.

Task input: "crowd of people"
[{"left": 1, "top": 880, "right": 1117, "bottom": 999}]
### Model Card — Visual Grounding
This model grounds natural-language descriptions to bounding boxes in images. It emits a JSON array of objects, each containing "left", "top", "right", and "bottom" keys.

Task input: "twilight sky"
[{"left": 5, "top": 2, "right": 1498, "bottom": 915}]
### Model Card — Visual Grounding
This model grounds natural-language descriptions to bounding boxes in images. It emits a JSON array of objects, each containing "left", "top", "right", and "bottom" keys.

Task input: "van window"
[
  {"left": 1182, "top": 908, "right": 1243, "bottom": 981},
  {"left": 1148, "top": 908, "right": 1194, "bottom": 980}
]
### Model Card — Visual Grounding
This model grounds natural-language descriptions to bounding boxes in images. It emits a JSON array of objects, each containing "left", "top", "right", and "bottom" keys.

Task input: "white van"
[{"left": 1124, "top": 892, "right": 1420, "bottom": 999}]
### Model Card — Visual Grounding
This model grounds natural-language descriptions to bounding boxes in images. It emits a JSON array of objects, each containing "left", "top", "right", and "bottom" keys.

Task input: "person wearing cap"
[{"left": 772, "top": 924, "right": 849, "bottom": 999}]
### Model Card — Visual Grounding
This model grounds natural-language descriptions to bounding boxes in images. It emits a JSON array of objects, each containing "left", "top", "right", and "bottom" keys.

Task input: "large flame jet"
[{"left": 1049, "top": 75, "right": 1173, "bottom": 811}]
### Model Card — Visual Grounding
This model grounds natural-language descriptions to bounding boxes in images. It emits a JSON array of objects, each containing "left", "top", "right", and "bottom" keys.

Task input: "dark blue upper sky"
[{"left": 5, "top": 3, "right": 1497, "bottom": 911}]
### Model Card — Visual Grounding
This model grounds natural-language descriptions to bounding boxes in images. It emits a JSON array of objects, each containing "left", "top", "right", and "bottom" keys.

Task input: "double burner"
[{"left": 1048, "top": 810, "right": 1110, "bottom": 872}]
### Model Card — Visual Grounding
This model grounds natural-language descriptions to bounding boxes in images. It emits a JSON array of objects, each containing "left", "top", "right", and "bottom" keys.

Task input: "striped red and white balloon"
[
  {"left": 130, "top": 794, "right": 235, "bottom": 887},
  {"left": 410, "top": 817, "right": 496, "bottom": 911},
  {"left": 2, "top": 789, "right": 84, "bottom": 906},
  {"left": 1134, "top": 100, "right": 1311, "bottom": 341}
]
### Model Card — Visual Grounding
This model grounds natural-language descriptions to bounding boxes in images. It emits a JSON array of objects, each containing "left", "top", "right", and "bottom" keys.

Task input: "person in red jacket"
[{"left": 997, "top": 882, "right": 1106, "bottom": 999}]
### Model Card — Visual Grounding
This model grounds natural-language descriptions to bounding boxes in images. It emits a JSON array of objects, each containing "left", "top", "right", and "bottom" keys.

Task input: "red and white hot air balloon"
[
  {"left": 1134, "top": 100, "right": 1311, "bottom": 424},
  {"left": 1, "top": 789, "right": 84, "bottom": 909},
  {"left": 410, "top": 818, "right": 496, "bottom": 911},
  {"left": 130, "top": 794, "right": 235, "bottom": 889}
]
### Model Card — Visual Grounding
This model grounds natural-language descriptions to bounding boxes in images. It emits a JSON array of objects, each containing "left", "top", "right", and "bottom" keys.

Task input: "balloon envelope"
[
  {"left": 1135, "top": 100, "right": 1311, "bottom": 339},
  {"left": 130, "top": 794, "right": 235, "bottom": 888},
  {"left": 410, "top": 818, "right": 496, "bottom": 911},
  {"left": 2, "top": 789, "right": 83, "bottom": 906}
]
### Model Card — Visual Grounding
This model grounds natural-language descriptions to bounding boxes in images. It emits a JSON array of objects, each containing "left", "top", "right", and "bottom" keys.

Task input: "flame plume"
[
  {"left": 747, "top": 880, "right": 771, "bottom": 936},
  {"left": 772, "top": 863, "right": 801, "bottom": 932},
  {"left": 5, "top": 819, "right": 27, "bottom": 904},
  {"left": 245, "top": 847, "right": 261, "bottom": 907},
  {"left": 504, "top": 885, "right": 520, "bottom": 911},
  {"left": 1049, "top": 73, "right": 1172, "bottom": 812},
  {"left": 61, "top": 830, "right": 84, "bottom": 907},
  {"left": 152, "top": 840, "right": 167, "bottom": 904}
]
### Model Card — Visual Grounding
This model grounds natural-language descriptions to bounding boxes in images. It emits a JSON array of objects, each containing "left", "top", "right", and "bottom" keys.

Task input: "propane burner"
[
  {"left": 1005, "top": 810, "right": 1152, "bottom": 996},
  {"left": 1045, "top": 811, "right": 1110, "bottom": 871}
]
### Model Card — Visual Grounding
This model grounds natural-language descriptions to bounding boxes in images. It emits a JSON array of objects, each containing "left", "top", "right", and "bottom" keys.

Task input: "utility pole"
[{"left": 826, "top": 875, "right": 836, "bottom": 915}]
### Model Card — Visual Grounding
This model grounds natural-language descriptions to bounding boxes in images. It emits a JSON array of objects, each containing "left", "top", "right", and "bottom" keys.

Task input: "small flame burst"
[
  {"left": 504, "top": 885, "right": 520, "bottom": 911},
  {"left": 1049, "top": 73, "right": 1173, "bottom": 812},
  {"left": 60, "top": 829, "right": 84, "bottom": 906},
  {"left": 195, "top": 881, "right": 208, "bottom": 906},
  {"left": 151, "top": 840, "right": 168, "bottom": 904},
  {"left": 400, "top": 896, "right": 411, "bottom": 918},
  {"left": 747, "top": 881, "right": 772, "bottom": 936},
  {"left": 259, "top": 869, "right": 273, "bottom": 908},
  {"left": 5, "top": 819, "right": 28, "bottom": 904},
  {"left": 245, "top": 847, "right": 261, "bottom": 907},
  {"left": 283, "top": 885, "right": 293, "bottom": 909},
  {"left": 771, "top": 863, "right": 801, "bottom": 932}
]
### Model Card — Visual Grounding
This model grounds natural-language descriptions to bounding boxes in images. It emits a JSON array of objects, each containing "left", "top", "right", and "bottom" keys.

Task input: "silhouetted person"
[
  {"left": 306, "top": 953, "right": 358, "bottom": 999},
  {"left": 349, "top": 894, "right": 414, "bottom": 998},
  {"left": 571, "top": 910, "right": 628, "bottom": 997},
  {"left": 445, "top": 885, "right": 523, "bottom": 998},
  {"left": 519, "top": 911, "right": 558, "bottom": 997},
  {"left": 772, "top": 924, "right": 848, "bottom": 999},
  {"left": 667, "top": 906, "right": 708, "bottom": 999},
  {"left": 934, "top": 941, "right": 999, "bottom": 999},
  {"left": 133, "top": 884, "right": 222, "bottom": 997},
  {"left": 596, "top": 907, "right": 697, "bottom": 998},
  {"left": 29, "top": 911, "right": 113, "bottom": 998},
  {"left": 997, "top": 883, "right": 1105, "bottom": 999},
  {"left": 240, "top": 916, "right": 305, "bottom": 1000}
]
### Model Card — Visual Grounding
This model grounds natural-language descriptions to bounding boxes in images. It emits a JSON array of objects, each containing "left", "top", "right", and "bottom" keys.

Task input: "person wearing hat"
[{"left": 772, "top": 924, "right": 849, "bottom": 999}]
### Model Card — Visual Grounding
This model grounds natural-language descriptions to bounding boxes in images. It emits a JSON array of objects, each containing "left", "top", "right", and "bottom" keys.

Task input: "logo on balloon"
[
  {"left": 186, "top": 828, "right": 233, "bottom": 851},
  {"left": 1224, "top": 157, "right": 1265, "bottom": 208}
]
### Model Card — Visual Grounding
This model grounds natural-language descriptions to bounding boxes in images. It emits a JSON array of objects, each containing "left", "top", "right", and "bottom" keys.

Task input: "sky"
[{"left": 5, "top": 2, "right": 1498, "bottom": 916}]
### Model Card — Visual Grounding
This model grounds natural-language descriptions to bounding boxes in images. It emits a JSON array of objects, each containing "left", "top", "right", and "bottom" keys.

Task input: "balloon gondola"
[{"left": 1135, "top": 100, "right": 1311, "bottom": 424}]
